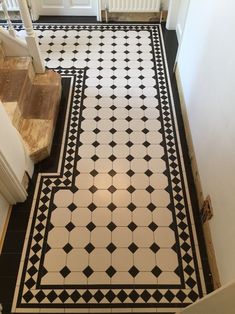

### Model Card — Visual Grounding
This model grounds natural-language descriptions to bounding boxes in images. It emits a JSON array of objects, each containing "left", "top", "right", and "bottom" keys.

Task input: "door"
[{"left": 37, "top": 0, "right": 98, "bottom": 16}]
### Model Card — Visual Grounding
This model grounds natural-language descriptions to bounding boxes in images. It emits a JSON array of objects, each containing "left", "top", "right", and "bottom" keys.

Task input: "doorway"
[{"left": 34, "top": 0, "right": 99, "bottom": 16}]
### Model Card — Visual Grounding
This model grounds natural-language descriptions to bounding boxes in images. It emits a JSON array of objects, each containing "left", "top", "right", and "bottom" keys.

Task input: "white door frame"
[{"left": 29, "top": 0, "right": 102, "bottom": 21}]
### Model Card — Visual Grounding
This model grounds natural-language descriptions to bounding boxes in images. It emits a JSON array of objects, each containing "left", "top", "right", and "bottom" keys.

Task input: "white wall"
[
  {"left": 0, "top": 103, "right": 28, "bottom": 240},
  {"left": 177, "top": 0, "right": 235, "bottom": 284}
]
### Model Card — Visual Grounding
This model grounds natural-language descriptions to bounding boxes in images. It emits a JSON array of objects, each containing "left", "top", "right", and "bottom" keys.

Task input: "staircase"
[{"left": 0, "top": 43, "right": 62, "bottom": 163}]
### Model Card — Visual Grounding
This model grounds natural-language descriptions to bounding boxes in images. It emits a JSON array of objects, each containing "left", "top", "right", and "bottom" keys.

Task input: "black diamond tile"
[
  {"left": 128, "top": 203, "right": 137, "bottom": 211},
  {"left": 65, "top": 222, "right": 75, "bottom": 232},
  {"left": 60, "top": 266, "right": 71, "bottom": 278},
  {"left": 126, "top": 169, "right": 135, "bottom": 177},
  {"left": 143, "top": 141, "right": 150, "bottom": 147},
  {"left": 106, "top": 266, "right": 116, "bottom": 278},
  {"left": 126, "top": 141, "right": 133, "bottom": 147},
  {"left": 88, "top": 203, "right": 97, "bottom": 212},
  {"left": 128, "top": 222, "right": 137, "bottom": 231},
  {"left": 145, "top": 169, "right": 153, "bottom": 176},
  {"left": 83, "top": 266, "right": 94, "bottom": 278},
  {"left": 109, "top": 141, "right": 117, "bottom": 147},
  {"left": 108, "top": 169, "right": 117, "bottom": 177},
  {"left": 106, "top": 243, "right": 117, "bottom": 253},
  {"left": 108, "top": 185, "right": 117, "bottom": 193},
  {"left": 108, "top": 203, "right": 117, "bottom": 211},
  {"left": 144, "top": 154, "right": 152, "bottom": 161},
  {"left": 107, "top": 222, "right": 117, "bottom": 231},
  {"left": 109, "top": 154, "right": 117, "bottom": 161},
  {"left": 126, "top": 154, "right": 134, "bottom": 161},
  {"left": 89, "top": 185, "right": 98, "bottom": 193},
  {"left": 90, "top": 169, "right": 98, "bottom": 177},
  {"left": 129, "top": 266, "right": 139, "bottom": 277},
  {"left": 127, "top": 185, "right": 136, "bottom": 193},
  {"left": 63, "top": 243, "right": 73, "bottom": 253},
  {"left": 148, "top": 222, "right": 158, "bottom": 231},
  {"left": 126, "top": 127, "right": 133, "bottom": 134},
  {"left": 68, "top": 203, "right": 77, "bottom": 212},
  {"left": 147, "top": 203, "right": 157, "bottom": 211},
  {"left": 85, "top": 243, "right": 95, "bottom": 253},
  {"left": 152, "top": 266, "right": 162, "bottom": 277},
  {"left": 150, "top": 243, "right": 160, "bottom": 253},
  {"left": 91, "top": 154, "right": 99, "bottom": 161},
  {"left": 128, "top": 242, "right": 138, "bottom": 253},
  {"left": 86, "top": 222, "right": 96, "bottom": 231},
  {"left": 146, "top": 185, "right": 154, "bottom": 193}
]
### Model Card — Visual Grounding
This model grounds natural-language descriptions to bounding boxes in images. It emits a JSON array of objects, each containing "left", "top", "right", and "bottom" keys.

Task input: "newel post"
[{"left": 17, "top": 0, "right": 45, "bottom": 73}]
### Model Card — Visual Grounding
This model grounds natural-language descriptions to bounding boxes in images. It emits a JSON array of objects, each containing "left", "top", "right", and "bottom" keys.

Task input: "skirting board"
[{"left": 175, "top": 65, "right": 221, "bottom": 289}]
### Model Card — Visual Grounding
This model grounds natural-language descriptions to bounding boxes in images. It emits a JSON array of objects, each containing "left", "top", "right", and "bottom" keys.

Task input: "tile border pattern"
[{"left": 11, "top": 24, "right": 206, "bottom": 313}]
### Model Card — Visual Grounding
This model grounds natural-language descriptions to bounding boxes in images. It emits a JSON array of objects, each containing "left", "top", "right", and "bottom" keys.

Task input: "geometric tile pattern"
[{"left": 11, "top": 24, "right": 206, "bottom": 313}]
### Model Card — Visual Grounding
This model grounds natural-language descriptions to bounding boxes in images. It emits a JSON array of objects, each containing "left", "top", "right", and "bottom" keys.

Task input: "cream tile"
[
  {"left": 149, "top": 158, "right": 167, "bottom": 173},
  {"left": 131, "top": 174, "right": 149, "bottom": 189},
  {"left": 75, "top": 173, "right": 93, "bottom": 189},
  {"left": 64, "top": 272, "right": 87, "bottom": 285},
  {"left": 112, "top": 159, "right": 130, "bottom": 173},
  {"left": 113, "top": 131, "right": 129, "bottom": 144},
  {"left": 92, "top": 208, "right": 112, "bottom": 226},
  {"left": 130, "top": 145, "right": 147, "bottom": 158},
  {"left": 96, "top": 145, "right": 113, "bottom": 158},
  {"left": 132, "top": 190, "right": 151, "bottom": 207},
  {"left": 134, "top": 249, "right": 156, "bottom": 271},
  {"left": 93, "top": 190, "right": 112, "bottom": 207},
  {"left": 77, "top": 159, "right": 94, "bottom": 173},
  {"left": 91, "top": 227, "right": 111, "bottom": 247},
  {"left": 149, "top": 174, "right": 168, "bottom": 189},
  {"left": 94, "top": 174, "right": 112, "bottom": 189},
  {"left": 151, "top": 190, "right": 171, "bottom": 207},
  {"left": 112, "top": 227, "right": 132, "bottom": 247},
  {"left": 113, "top": 190, "right": 131, "bottom": 207},
  {"left": 53, "top": 189, "right": 73, "bottom": 207},
  {"left": 43, "top": 249, "right": 67, "bottom": 271},
  {"left": 152, "top": 208, "right": 173, "bottom": 227},
  {"left": 111, "top": 272, "right": 134, "bottom": 284},
  {"left": 73, "top": 190, "right": 93, "bottom": 207},
  {"left": 154, "top": 228, "right": 176, "bottom": 247},
  {"left": 113, "top": 144, "right": 129, "bottom": 158},
  {"left": 69, "top": 227, "right": 90, "bottom": 248},
  {"left": 94, "top": 158, "right": 112, "bottom": 172},
  {"left": 112, "top": 248, "right": 133, "bottom": 271},
  {"left": 156, "top": 249, "right": 179, "bottom": 271},
  {"left": 132, "top": 208, "right": 152, "bottom": 226},
  {"left": 96, "top": 131, "right": 113, "bottom": 144},
  {"left": 67, "top": 249, "right": 89, "bottom": 271},
  {"left": 90, "top": 248, "right": 111, "bottom": 271},
  {"left": 157, "top": 271, "right": 181, "bottom": 285},
  {"left": 134, "top": 272, "right": 157, "bottom": 285},
  {"left": 113, "top": 173, "right": 130, "bottom": 189},
  {"left": 50, "top": 208, "right": 71, "bottom": 227},
  {"left": 147, "top": 145, "right": 164, "bottom": 158},
  {"left": 47, "top": 227, "right": 69, "bottom": 248},
  {"left": 133, "top": 227, "right": 154, "bottom": 247},
  {"left": 41, "top": 272, "right": 64, "bottom": 285},
  {"left": 112, "top": 208, "right": 132, "bottom": 226},
  {"left": 130, "top": 159, "right": 148, "bottom": 173},
  {"left": 71, "top": 208, "right": 91, "bottom": 226}
]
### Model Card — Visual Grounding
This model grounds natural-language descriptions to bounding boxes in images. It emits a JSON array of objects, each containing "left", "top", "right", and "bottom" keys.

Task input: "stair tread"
[{"left": 0, "top": 56, "right": 32, "bottom": 70}]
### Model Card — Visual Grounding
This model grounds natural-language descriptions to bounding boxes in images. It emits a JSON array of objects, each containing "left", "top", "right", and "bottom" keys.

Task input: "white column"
[
  {"left": 166, "top": 0, "right": 180, "bottom": 30},
  {"left": 17, "top": 0, "right": 45, "bottom": 73}
]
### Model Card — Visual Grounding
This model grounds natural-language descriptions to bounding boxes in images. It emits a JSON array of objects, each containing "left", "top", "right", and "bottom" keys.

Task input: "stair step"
[
  {"left": 0, "top": 52, "right": 61, "bottom": 164},
  {"left": 21, "top": 70, "right": 61, "bottom": 119}
]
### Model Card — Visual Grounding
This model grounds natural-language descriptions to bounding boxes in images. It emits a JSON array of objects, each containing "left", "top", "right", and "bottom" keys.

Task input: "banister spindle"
[
  {"left": 0, "top": 0, "right": 16, "bottom": 37},
  {"left": 17, "top": 0, "right": 45, "bottom": 73}
]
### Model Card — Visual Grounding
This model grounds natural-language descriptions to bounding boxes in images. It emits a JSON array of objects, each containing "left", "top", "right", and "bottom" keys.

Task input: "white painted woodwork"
[
  {"left": 18, "top": 0, "right": 45, "bottom": 73},
  {"left": 179, "top": 282, "right": 235, "bottom": 314},
  {"left": 0, "top": 0, "right": 19, "bottom": 10},
  {"left": 37, "top": 0, "right": 98, "bottom": 16}
]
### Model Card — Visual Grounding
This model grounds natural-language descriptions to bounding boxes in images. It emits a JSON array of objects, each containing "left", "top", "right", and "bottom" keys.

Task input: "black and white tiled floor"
[{"left": 0, "top": 23, "right": 211, "bottom": 313}]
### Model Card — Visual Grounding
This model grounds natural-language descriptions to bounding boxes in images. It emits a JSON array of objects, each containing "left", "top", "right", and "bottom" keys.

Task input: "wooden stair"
[{"left": 0, "top": 44, "right": 62, "bottom": 163}]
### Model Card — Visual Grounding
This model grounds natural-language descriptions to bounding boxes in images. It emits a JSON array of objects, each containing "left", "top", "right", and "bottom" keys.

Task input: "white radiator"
[
  {"left": 108, "top": 0, "right": 161, "bottom": 13},
  {"left": 1, "top": 0, "right": 19, "bottom": 11}
]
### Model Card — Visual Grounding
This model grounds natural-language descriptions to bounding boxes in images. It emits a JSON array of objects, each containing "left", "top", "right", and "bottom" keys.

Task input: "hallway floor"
[{"left": 0, "top": 23, "right": 211, "bottom": 313}]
